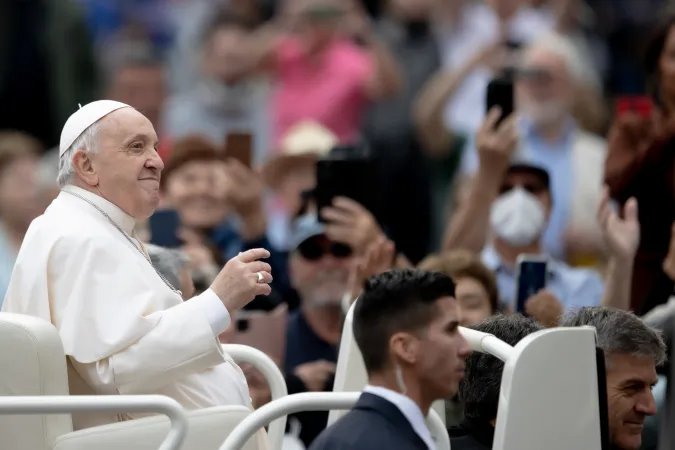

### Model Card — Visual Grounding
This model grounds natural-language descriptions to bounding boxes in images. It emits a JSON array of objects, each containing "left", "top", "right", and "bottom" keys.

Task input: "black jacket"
[
  {"left": 309, "top": 392, "right": 429, "bottom": 450},
  {"left": 448, "top": 417, "right": 494, "bottom": 450}
]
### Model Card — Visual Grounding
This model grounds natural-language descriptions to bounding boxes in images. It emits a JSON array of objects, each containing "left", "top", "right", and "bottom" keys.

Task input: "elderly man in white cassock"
[{"left": 1, "top": 100, "right": 274, "bottom": 430}]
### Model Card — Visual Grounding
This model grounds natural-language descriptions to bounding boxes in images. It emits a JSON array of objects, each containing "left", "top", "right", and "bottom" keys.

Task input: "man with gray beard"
[{"left": 283, "top": 212, "right": 354, "bottom": 446}]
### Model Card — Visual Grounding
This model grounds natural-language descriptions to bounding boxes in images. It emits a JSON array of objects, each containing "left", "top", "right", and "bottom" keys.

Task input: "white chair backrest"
[
  {"left": 493, "top": 326, "right": 602, "bottom": 450},
  {"left": 0, "top": 312, "right": 73, "bottom": 450},
  {"left": 328, "top": 303, "right": 446, "bottom": 429}
]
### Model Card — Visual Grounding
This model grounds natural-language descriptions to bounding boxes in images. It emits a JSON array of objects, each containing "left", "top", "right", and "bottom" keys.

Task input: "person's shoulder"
[
  {"left": 309, "top": 410, "right": 375, "bottom": 449},
  {"left": 552, "top": 260, "right": 603, "bottom": 290}
]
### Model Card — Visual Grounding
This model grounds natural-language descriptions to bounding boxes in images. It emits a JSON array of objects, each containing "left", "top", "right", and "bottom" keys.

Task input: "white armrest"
[
  {"left": 222, "top": 344, "right": 288, "bottom": 449},
  {"left": 53, "top": 406, "right": 264, "bottom": 450}
]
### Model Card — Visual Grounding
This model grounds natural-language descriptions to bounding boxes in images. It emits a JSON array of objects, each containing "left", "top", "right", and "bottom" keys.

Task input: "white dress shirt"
[
  {"left": 363, "top": 385, "right": 436, "bottom": 450},
  {"left": 2, "top": 185, "right": 251, "bottom": 429}
]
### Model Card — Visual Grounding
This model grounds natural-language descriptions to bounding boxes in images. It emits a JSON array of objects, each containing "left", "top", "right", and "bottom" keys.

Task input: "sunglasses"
[
  {"left": 499, "top": 183, "right": 546, "bottom": 196},
  {"left": 297, "top": 238, "right": 352, "bottom": 261}
]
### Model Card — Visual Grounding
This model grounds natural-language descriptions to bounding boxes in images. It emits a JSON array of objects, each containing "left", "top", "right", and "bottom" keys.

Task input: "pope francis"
[{"left": 1, "top": 101, "right": 273, "bottom": 429}]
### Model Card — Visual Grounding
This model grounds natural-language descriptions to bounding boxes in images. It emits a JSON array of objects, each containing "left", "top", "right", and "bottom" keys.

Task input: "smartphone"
[
  {"left": 514, "top": 255, "right": 549, "bottom": 314},
  {"left": 486, "top": 76, "right": 515, "bottom": 126},
  {"left": 314, "top": 157, "right": 376, "bottom": 223},
  {"left": 615, "top": 95, "right": 653, "bottom": 118},
  {"left": 227, "top": 304, "right": 289, "bottom": 367},
  {"left": 225, "top": 132, "right": 253, "bottom": 168},
  {"left": 148, "top": 209, "right": 182, "bottom": 248}
]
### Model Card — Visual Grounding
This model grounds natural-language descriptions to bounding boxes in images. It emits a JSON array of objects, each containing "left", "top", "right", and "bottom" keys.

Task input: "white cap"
[{"left": 59, "top": 100, "right": 131, "bottom": 157}]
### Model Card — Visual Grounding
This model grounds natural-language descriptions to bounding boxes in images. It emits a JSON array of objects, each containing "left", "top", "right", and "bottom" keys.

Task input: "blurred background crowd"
[{"left": 2, "top": 0, "right": 675, "bottom": 448}]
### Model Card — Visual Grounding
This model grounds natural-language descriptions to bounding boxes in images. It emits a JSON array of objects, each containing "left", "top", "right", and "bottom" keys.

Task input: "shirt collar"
[
  {"left": 61, "top": 185, "right": 136, "bottom": 234},
  {"left": 363, "top": 385, "right": 435, "bottom": 450}
]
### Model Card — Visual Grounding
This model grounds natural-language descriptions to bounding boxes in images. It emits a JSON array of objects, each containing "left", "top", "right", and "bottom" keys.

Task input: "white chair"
[
  {"left": 219, "top": 392, "right": 450, "bottom": 450},
  {"left": 328, "top": 302, "right": 447, "bottom": 428},
  {"left": 0, "top": 312, "right": 283, "bottom": 450}
]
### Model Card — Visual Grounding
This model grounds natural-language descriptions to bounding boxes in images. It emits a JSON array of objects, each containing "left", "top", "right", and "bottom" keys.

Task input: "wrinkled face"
[
  {"left": 289, "top": 235, "right": 354, "bottom": 308},
  {"left": 108, "top": 65, "right": 166, "bottom": 129},
  {"left": 606, "top": 354, "right": 658, "bottom": 450},
  {"left": 659, "top": 26, "right": 675, "bottom": 104},
  {"left": 205, "top": 26, "right": 252, "bottom": 83},
  {"left": 454, "top": 276, "right": 493, "bottom": 327},
  {"left": 80, "top": 108, "right": 164, "bottom": 219},
  {"left": 516, "top": 48, "right": 573, "bottom": 127},
  {"left": 406, "top": 297, "right": 472, "bottom": 399},
  {"left": 499, "top": 171, "right": 552, "bottom": 218},
  {"left": 0, "top": 157, "right": 41, "bottom": 227},
  {"left": 164, "top": 160, "right": 229, "bottom": 229}
]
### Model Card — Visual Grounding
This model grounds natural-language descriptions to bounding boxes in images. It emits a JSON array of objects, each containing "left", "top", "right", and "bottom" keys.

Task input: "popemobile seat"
[{"left": 0, "top": 312, "right": 288, "bottom": 450}]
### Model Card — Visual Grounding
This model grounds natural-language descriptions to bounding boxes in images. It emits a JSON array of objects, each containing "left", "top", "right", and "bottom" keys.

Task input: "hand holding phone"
[
  {"left": 486, "top": 75, "right": 515, "bottom": 126},
  {"left": 514, "top": 255, "right": 548, "bottom": 314}
]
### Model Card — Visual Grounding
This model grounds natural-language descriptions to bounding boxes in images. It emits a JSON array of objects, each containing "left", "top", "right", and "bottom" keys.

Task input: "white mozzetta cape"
[{"left": 2, "top": 185, "right": 251, "bottom": 429}]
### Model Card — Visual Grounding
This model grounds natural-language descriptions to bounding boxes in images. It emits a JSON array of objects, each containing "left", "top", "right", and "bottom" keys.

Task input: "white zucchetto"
[{"left": 59, "top": 100, "right": 131, "bottom": 157}]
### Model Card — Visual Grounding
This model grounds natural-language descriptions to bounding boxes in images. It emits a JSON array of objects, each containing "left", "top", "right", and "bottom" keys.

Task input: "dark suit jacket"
[
  {"left": 448, "top": 417, "right": 494, "bottom": 450},
  {"left": 309, "top": 392, "right": 430, "bottom": 450}
]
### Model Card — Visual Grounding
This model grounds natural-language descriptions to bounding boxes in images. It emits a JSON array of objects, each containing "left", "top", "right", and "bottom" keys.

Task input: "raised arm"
[
  {"left": 54, "top": 236, "right": 271, "bottom": 395},
  {"left": 442, "top": 109, "right": 519, "bottom": 252}
]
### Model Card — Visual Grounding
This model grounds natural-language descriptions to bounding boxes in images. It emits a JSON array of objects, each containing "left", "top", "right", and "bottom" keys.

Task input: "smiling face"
[
  {"left": 606, "top": 354, "right": 658, "bottom": 450},
  {"left": 74, "top": 108, "right": 164, "bottom": 219}
]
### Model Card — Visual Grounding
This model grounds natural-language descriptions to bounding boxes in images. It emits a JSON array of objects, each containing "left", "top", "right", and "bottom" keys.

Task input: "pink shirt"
[{"left": 272, "top": 36, "right": 374, "bottom": 147}]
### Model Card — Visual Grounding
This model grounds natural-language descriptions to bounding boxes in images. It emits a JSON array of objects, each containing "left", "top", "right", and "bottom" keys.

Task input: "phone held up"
[
  {"left": 224, "top": 131, "right": 253, "bottom": 168},
  {"left": 148, "top": 209, "right": 182, "bottom": 248},
  {"left": 615, "top": 95, "right": 653, "bottom": 119},
  {"left": 514, "top": 254, "right": 549, "bottom": 314},
  {"left": 486, "top": 75, "right": 515, "bottom": 126},
  {"left": 313, "top": 143, "right": 376, "bottom": 224}
]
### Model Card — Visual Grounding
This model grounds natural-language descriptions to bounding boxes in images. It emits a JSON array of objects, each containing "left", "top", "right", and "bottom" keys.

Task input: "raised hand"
[
  {"left": 346, "top": 234, "right": 396, "bottom": 303},
  {"left": 597, "top": 185, "right": 639, "bottom": 261},
  {"left": 321, "top": 197, "right": 382, "bottom": 255},
  {"left": 210, "top": 248, "right": 272, "bottom": 312},
  {"left": 525, "top": 290, "right": 564, "bottom": 328},
  {"left": 475, "top": 107, "right": 519, "bottom": 179}
]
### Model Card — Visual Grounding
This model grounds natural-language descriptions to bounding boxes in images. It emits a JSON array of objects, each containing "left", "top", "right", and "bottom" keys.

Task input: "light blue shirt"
[
  {"left": 481, "top": 246, "right": 604, "bottom": 310},
  {"left": 0, "top": 227, "right": 18, "bottom": 310},
  {"left": 460, "top": 119, "right": 576, "bottom": 261}
]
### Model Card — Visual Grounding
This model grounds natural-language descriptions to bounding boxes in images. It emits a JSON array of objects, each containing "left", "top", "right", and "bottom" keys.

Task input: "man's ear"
[
  {"left": 72, "top": 150, "right": 99, "bottom": 187},
  {"left": 390, "top": 332, "right": 419, "bottom": 365}
]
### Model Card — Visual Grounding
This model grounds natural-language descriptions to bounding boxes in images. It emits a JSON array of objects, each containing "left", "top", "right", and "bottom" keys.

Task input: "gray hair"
[
  {"left": 57, "top": 122, "right": 100, "bottom": 188},
  {"left": 522, "top": 31, "right": 600, "bottom": 90},
  {"left": 561, "top": 307, "right": 667, "bottom": 367},
  {"left": 459, "top": 314, "right": 543, "bottom": 421},
  {"left": 146, "top": 244, "right": 191, "bottom": 291}
]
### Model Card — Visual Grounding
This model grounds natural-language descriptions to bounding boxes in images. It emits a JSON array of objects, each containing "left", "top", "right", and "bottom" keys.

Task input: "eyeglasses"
[
  {"left": 297, "top": 238, "right": 352, "bottom": 261},
  {"left": 499, "top": 183, "right": 547, "bottom": 196}
]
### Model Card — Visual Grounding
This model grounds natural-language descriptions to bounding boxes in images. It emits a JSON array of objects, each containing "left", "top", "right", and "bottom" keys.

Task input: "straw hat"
[{"left": 263, "top": 121, "right": 338, "bottom": 190}]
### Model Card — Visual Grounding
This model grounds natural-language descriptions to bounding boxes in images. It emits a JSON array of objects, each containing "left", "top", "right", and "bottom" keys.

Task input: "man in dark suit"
[
  {"left": 310, "top": 269, "right": 472, "bottom": 450},
  {"left": 448, "top": 315, "right": 542, "bottom": 450}
]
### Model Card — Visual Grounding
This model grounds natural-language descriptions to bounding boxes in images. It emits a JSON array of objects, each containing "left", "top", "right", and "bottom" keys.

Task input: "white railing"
[
  {"left": 219, "top": 392, "right": 450, "bottom": 450},
  {"left": 0, "top": 395, "right": 187, "bottom": 450},
  {"left": 460, "top": 326, "right": 514, "bottom": 362},
  {"left": 222, "top": 344, "right": 288, "bottom": 449}
]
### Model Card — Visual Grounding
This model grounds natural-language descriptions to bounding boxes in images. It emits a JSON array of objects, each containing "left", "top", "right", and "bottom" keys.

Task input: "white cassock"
[{"left": 2, "top": 185, "right": 251, "bottom": 430}]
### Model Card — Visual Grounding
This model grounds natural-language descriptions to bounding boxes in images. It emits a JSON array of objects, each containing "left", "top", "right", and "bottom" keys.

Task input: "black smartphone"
[
  {"left": 225, "top": 132, "right": 253, "bottom": 168},
  {"left": 514, "top": 255, "right": 548, "bottom": 313},
  {"left": 315, "top": 157, "right": 376, "bottom": 223},
  {"left": 148, "top": 209, "right": 182, "bottom": 248},
  {"left": 486, "top": 76, "right": 515, "bottom": 126}
]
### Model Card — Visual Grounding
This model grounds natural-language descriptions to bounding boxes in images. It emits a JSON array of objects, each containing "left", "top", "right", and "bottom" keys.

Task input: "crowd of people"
[{"left": 1, "top": 0, "right": 675, "bottom": 449}]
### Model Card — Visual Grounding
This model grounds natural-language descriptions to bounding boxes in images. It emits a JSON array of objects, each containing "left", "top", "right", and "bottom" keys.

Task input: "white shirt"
[
  {"left": 2, "top": 185, "right": 251, "bottom": 429},
  {"left": 363, "top": 385, "right": 435, "bottom": 450}
]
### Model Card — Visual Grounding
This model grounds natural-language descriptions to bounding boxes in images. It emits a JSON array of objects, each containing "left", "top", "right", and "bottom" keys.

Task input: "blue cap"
[{"left": 289, "top": 214, "right": 325, "bottom": 250}]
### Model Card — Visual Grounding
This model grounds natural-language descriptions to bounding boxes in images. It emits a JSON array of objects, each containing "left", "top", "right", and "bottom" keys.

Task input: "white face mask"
[{"left": 490, "top": 187, "right": 546, "bottom": 247}]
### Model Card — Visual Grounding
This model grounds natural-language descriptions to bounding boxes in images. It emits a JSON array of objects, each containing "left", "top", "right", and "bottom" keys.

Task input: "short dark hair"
[
  {"left": 353, "top": 269, "right": 456, "bottom": 373},
  {"left": 561, "top": 307, "right": 667, "bottom": 367},
  {"left": 459, "top": 314, "right": 543, "bottom": 421}
]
